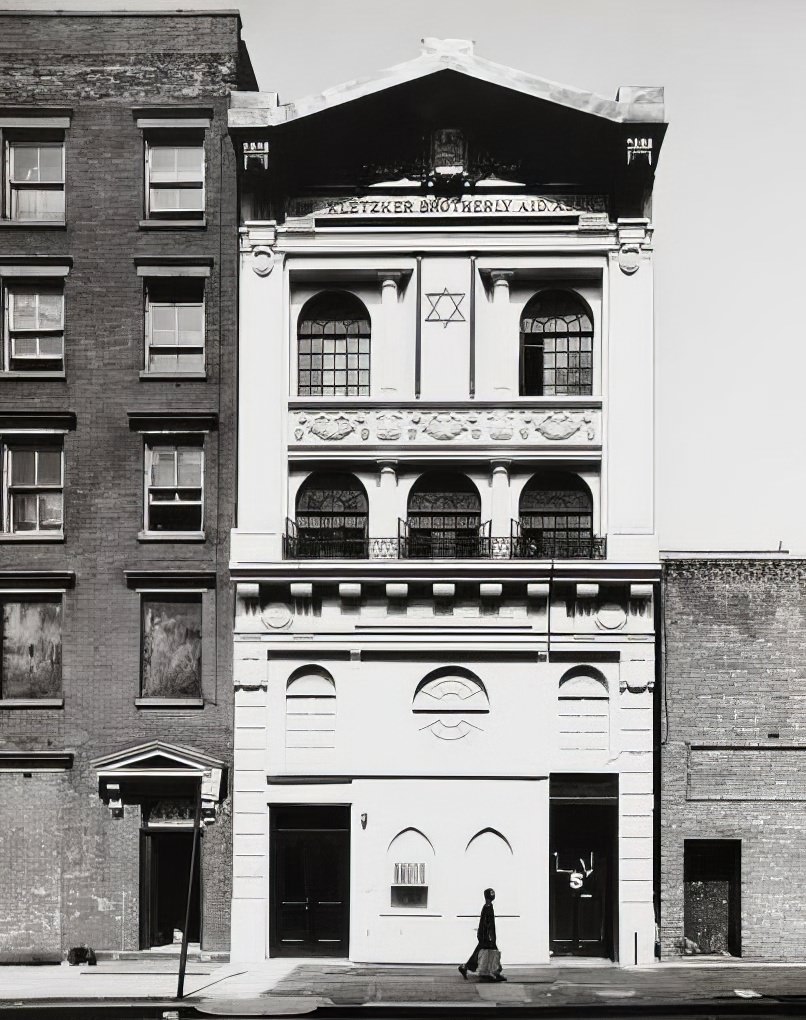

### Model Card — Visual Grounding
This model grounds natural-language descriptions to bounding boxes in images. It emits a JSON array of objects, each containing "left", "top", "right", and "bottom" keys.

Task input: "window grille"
[
  {"left": 393, "top": 863, "right": 427, "bottom": 885},
  {"left": 520, "top": 290, "right": 593, "bottom": 396},
  {"left": 298, "top": 292, "right": 370, "bottom": 396}
]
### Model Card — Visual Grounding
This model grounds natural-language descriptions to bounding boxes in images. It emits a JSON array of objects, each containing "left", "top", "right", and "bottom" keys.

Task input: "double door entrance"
[{"left": 270, "top": 806, "right": 350, "bottom": 957}]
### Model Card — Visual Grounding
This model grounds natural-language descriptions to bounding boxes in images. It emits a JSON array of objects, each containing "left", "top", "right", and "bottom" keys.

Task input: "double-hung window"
[
  {"left": 5, "top": 137, "right": 65, "bottom": 222},
  {"left": 145, "top": 441, "right": 203, "bottom": 534},
  {"left": 145, "top": 137, "right": 204, "bottom": 220},
  {"left": 1, "top": 597, "right": 62, "bottom": 701},
  {"left": 145, "top": 279, "right": 204, "bottom": 373},
  {"left": 141, "top": 594, "right": 202, "bottom": 699},
  {"left": 2, "top": 441, "right": 63, "bottom": 534},
  {"left": 4, "top": 282, "right": 64, "bottom": 371}
]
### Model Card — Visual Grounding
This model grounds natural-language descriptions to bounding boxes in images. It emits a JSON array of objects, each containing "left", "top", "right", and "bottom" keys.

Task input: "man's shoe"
[
  {"left": 495, "top": 974, "right": 507, "bottom": 981},
  {"left": 458, "top": 965, "right": 467, "bottom": 980}
]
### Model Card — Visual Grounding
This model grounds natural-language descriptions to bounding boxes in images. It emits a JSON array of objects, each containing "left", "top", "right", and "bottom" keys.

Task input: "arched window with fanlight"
[
  {"left": 297, "top": 291, "right": 371, "bottom": 396},
  {"left": 403, "top": 472, "right": 488, "bottom": 559},
  {"left": 287, "top": 471, "right": 368, "bottom": 559},
  {"left": 520, "top": 290, "right": 593, "bottom": 396},
  {"left": 514, "top": 471, "right": 600, "bottom": 559}
]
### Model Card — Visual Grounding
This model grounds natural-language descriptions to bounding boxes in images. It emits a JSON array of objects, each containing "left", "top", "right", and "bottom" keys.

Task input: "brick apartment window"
[
  {"left": 3, "top": 282, "right": 64, "bottom": 371},
  {"left": 145, "top": 138, "right": 204, "bottom": 219},
  {"left": 145, "top": 279, "right": 204, "bottom": 373},
  {"left": 145, "top": 441, "right": 203, "bottom": 533},
  {"left": 2, "top": 442, "right": 63, "bottom": 534},
  {"left": 0, "top": 598, "right": 62, "bottom": 699},
  {"left": 141, "top": 595, "right": 201, "bottom": 698},
  {"left": 5, "top": 138, "right": 65, "bottom": 222}
]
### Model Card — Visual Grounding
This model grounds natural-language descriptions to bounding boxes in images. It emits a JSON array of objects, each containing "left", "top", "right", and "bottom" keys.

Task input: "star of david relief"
[{"left": 425, "top": 288, "right": 466, "bottom": 328}]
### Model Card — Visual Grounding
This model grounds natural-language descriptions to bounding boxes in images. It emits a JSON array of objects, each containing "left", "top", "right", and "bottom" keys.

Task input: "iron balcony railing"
[{"left": 283, "top": 521, "right": 606, "bottom": 561}]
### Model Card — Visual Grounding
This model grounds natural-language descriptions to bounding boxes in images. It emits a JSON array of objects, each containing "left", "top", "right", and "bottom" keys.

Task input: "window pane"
[
  {"left": 37, "top": 450, "right": 62, "bottom": 485},
  {"left": 176, "top": 351, "right": 204, "bottom": 372},
  {"left": 141, "top": 598, "right": 202, "bottom": 698},
  {"left": 11, "top": 495, "right": 38, "bottom": 530},
  {"left": 38, "top": 292, "right": 64, "bottom": 329},
  {"left": 175, "top": 146, "right": 204, "bottom": 180},
  {"left": 12, "top": 336, "right": 39, "bottom": 358},
  {"left": 10, "top": 291, "right": 38, "bottom": 329},
  {"left": 12, "top": 189, "right": 64, "bottom": 221},
  {"left": 177, "top": 447, "right": 202, "bottom": 487},
  {"left": 148, "top": 352, "right": 178, "bottom": 373},
  {"left": 149, "top": 187, "right": 203, "bottom": 212},
  {"left": 38, "top": 334, "right": 64, "bottom": 358},
  {"left": 151, "top": 305, "right": 177, "bottom": 335},
  {"left": 38, "top": 492, "right": 63, "bottom": 529},
  {"left": 151, "top": 448, "right": 177, "bottom": 487},
  {"left": 10, "top": 144, "right": 40, "bottom": 182},
  {"left": 149, "top": 146, "right": 179, "bottom": 180},
  {"left": 10, "top": 449, "right": 36, "bottom": 485},
  {"left": 177, "top": 305, "right": 203, "bottom": 344},
  {"left": 1, "top": 601, "right": 62, "bottom": 699}
]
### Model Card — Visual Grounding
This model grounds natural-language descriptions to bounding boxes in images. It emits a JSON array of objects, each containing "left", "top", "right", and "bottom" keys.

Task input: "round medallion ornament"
[
  {"left": 251, "top": 247, "right": 275, "bottom": 277},
  {"left": 595, "top": 603, "right": 628, "bottom": 631},
  {"left": 261, "top": 602, "right": 293, "bottom": 630}
]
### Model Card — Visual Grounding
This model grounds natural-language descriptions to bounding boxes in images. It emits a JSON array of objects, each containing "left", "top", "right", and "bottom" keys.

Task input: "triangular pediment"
[
  {"left": 92, "top": 739, "right": 223, "bottom": 774},
  {"left": 243, "top": 39, "right": 664, "bottom": 128}
]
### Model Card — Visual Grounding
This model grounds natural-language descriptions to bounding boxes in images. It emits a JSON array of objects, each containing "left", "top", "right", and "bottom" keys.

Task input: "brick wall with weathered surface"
[
  {"left": 662, "top": 558, "right": 806, "bottom": 960},
  {"left": 0, "top": 13, "right": 255, "bottom": 959}
]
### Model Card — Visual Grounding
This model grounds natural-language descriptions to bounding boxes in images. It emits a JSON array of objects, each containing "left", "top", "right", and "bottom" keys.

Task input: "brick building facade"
[
  {"left": 0, "top": 12, "right": 255, "bottom": 959},
  {"left": 661, "top": 556, "right": 806, "bottom": 960}
]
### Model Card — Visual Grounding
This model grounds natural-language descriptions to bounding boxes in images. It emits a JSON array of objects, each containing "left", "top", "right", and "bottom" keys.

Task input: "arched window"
[
  {"left": 285, "top": 666, "right": 336, "bottom": 753},
  {"left": 291, "top": 472, "right": 368, "bottom": 559},
  {"left": 517, "top": 472, "right": 594, "bottom": 559},
  {"left": 387, "top": 828, "right": 434, "bottom": 909},
  {"left": 558, "top": 668, "right": 609, "bottom": 752},
  {"left": 413, "top": 667, "right": 490, "bottom": 740},
  {"left": 520, "top": 290, "right": 593, "bottom": 396},
  {"left": 404, "top": 473, "right": 486, "bottom": 559},
  {"left": 297, "top": 291, "right": 370, "bottom": 396}
]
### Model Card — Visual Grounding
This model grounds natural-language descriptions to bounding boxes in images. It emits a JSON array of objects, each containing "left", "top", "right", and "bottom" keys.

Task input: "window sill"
[
  {"left": 134, "top": 697, "right": 204, "bottom": 709},
  {"left": 379, "top": 911, "right": 441, "bottom": 917},
  {"left": 137, "top": 530, "right": 206, "bottom": 543},
  {"left": 139, "top": 371, "right": 207, "bottom": 382},
  {"left": 0, "top": 698, "right": 64, "bottom": 710},
  {"left": 0, "top": 532, "right": 64, "bottom": 543},
  {"left": 139, "top": 218, "right": 206, "bottom": 230},
  {"left": 0, "top": 371, "right": 66, "bottom": 380},
  {"left": 0, "top": 220, "right": 66, "bottom": 229}
]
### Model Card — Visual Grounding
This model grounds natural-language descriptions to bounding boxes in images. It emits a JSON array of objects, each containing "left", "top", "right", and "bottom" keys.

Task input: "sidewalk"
[{"left": 3, "top": 958, "right": 806, "bottom": 1014}]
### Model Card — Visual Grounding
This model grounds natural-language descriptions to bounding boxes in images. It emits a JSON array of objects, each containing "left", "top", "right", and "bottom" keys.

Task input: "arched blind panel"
[
  {"left": 520, "top": 290, "right": 593, "bottom": 396},
  {"left": 298, "top": 291, "right": 371, "bottom": 396}
]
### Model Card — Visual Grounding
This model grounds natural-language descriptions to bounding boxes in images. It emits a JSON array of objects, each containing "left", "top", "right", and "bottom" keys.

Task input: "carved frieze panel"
[{"left": 290, "top": 406, "right": 600, "bottom": 448}]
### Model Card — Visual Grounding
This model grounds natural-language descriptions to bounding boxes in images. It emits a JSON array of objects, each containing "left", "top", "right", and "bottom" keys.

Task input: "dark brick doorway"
[
  {"left": 684, "top": 839, "right": 741, "bottom": 956},
  {"left": 139, "top": 830, "right": 200, "bottom": 949}
]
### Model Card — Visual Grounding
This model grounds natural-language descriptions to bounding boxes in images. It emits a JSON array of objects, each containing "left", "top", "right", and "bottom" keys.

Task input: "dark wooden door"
[
  {"left": 271, "top": 806, "right": 349, "bottom": 957},
  {"left": 550, "top": 803, "right": 616, "bottom": 958}
]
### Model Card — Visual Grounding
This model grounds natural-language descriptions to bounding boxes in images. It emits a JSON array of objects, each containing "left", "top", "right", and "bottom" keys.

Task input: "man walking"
[{"left": 459, "top": 887, "right": 506, "bottom": 982}]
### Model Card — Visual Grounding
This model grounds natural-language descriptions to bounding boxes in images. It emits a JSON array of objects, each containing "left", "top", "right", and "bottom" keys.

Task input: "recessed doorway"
[
  {"left": 684, "top": 839, "right": 741, "bottom": 956},
  {"left": 139, "top": 830, "right": 200, "bottom": 949},
  {"left": 270, "top": 806, "right": 350, "bottom": 957}
]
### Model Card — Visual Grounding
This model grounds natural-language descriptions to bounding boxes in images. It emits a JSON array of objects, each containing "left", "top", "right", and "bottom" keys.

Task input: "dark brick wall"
[
  {"left": 0, "top": 13, "right": 252, "bottom": 957},
  {"left": 661, "top": 558, "right": 806, "bottom": 960}
]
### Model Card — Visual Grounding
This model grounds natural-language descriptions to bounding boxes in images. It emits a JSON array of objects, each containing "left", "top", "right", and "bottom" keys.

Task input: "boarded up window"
[
  {"left": 558, "top": 673, "right": 609, "bottom": 752},
  {"left": 141, "top": 597, "right": 201, "bottom": 698},
  {"left": 1, "top": 599, "right": 62, "bottom": 699},
  {"left": 285, "top": 669, "right": 336, "bottom": 754}
]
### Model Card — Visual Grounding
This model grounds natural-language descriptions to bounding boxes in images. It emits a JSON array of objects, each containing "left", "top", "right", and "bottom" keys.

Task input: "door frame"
[
  {"left": 139, "top": 825, "right": 203, "bottom": 950},
  {"left": 268, "top": 804, "right": 351, "bottom": 958}
]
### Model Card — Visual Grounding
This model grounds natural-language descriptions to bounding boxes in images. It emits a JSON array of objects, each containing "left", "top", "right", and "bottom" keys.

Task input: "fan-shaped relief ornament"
[{"left": 413, "top": 675, "right": 490, "bottom": 741}]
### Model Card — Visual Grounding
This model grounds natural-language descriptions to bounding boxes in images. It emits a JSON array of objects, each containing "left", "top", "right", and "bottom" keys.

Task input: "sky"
[{"left": 9, "top": 0, "right": 806, "bottom": 553}]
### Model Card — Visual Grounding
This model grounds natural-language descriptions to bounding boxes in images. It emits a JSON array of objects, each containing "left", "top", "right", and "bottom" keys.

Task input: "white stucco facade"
[{"left": 228, "top": 40, "right": 665, "bottom": 967}]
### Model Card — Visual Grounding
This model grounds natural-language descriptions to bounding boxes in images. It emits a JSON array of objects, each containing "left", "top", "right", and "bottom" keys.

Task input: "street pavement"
[{"left": 2, "top": 958, "right": 806, "bottom": 1014}]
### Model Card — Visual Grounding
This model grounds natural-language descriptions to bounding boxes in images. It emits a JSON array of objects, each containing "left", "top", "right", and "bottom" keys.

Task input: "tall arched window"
[
  {"left": 558, "top": 668, "right": 609, "bottom": 752},
  {"left": 285, "top": 666, "right": 336, "bottom": 753},
  {"left": 520, "top": 290, "right": 593, "bottom": 396},
  {"left": 297, "top": 291, "right": 370, "bottom": 396},
  {"left": 290, "top": 472, "right": 368, "bottom": 559},
  {"left": 404, "top": 473, "right": 486, "bottom": 559},
  {"left": 517, "top": 472, "right": 595, "bottom": 559}
]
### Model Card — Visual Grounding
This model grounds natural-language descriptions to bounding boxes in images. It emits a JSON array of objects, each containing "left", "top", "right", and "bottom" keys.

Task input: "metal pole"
[{"left": 177, "top": 780, "right": 202, "bottom": 1000}]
